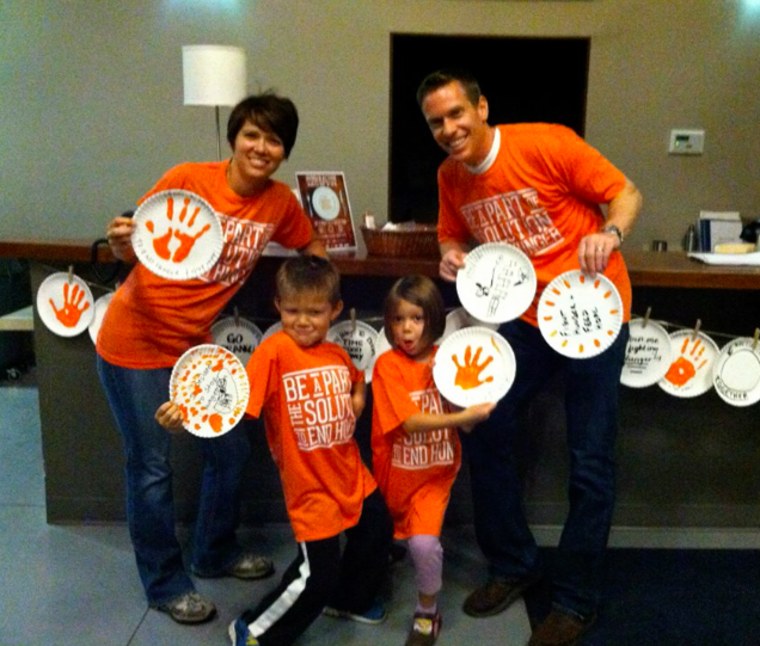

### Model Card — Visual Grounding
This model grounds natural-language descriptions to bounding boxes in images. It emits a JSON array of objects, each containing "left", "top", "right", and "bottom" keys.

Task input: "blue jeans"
[
  {"left": 96, "top": 356, "right": 251, "bottom": 605},
  {"left": 461, "top": 320, "right": 629, "bottom": 618}
]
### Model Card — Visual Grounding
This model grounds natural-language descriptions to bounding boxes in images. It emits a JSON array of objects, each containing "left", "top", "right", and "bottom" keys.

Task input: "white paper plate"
[
  {"left": 261, "top": 321, "right": 283, "bottom": 341},
  {"left": 211, "top": 316, "right": 263, "bottom": 367},
  {"left": 658, "top": 330, "right": 719, "bottom": 398},
  {"left": 712, "top": 337, "right": 760, "bottom": 407},
  {"left": 311, "top": 185, "right": 341, "bottom": 221},
  {"left": 537, "top": 270, "right": 623, "bottom": 359},
  {"left": 441, "top": 307, "right": 499, "bottom": 342},
  {"left": 169, "top": 344, "right": 249, "bottom": 437},
  {"left": 327, "top": 320, "right": 380, "bottom": 380},
  {"left": 132, "top": 189, "right": 223, "bottom": 280},
  {"left": 36, "top": 272, "right": 95, "bottom": 337},
  {"left": 433, "top": 326, "right": 515, "bottom": 408},
  {"left": 620, "top": 318, "right": 672, "bottom": 388},
  {"left": 88, "top": 292, "right": 114, "bottom": 345},
  {"left": 456, "top": 243, "right": 536, "bottom": 324}
]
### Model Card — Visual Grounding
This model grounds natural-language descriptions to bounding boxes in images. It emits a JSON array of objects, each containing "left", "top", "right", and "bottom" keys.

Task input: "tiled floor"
[{"left": 0, "top": 371, "right": 531, "bottom": 645}]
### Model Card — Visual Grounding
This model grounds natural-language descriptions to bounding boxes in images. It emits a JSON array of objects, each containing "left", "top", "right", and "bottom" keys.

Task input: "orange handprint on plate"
[
  {"left": 49, "top": 282, "right": 91, "bottom": 328},
  {"left": 145, "top": 195, "right": 211, "bottom": 263},
  {"left": 664, "top": 335, "right": 708, "bottom": 387},
  {"left": 452, "top": 344, "right": 494, "bottom": 390}
]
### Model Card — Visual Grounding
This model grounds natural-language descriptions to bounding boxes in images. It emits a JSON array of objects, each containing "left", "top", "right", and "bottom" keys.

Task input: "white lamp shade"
[{"left": 182, "top": 45, "right": 247, "bottom": 107}]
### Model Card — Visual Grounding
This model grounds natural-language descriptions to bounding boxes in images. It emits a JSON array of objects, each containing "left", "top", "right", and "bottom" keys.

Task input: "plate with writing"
[
  {"left": 537, "top": 270, "right": 622, "bottom": 359},
  {"left": 327, "top": 320, "right": 379, "bottom": 380},
  {"left": 432, "top": 326, "right": 515, "bottom": 408},
  {"left": 456, "top": 243, "right": 536, "bottom": 324},
  {"left": 132, "top": 189, "right": 223, "bottom": 280},
  {"left": 169, "top": 344, "right": 249, "bottom": 437},
  {"left": 711, "top": 337, "right": 760, "bottom": 407},
  {"left": 620, "top": 318, "right": 672, "bottom": 387},
  {"left": 658, "top": 330, "right": 719, "bottom": 398},
  {"left": 211, "top": 315, "right": 263, "bottom": 367}
]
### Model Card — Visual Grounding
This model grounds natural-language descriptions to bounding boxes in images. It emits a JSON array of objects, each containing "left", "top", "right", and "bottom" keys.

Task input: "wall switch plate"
[{"left": 669, "top": 129, "right": 705, "bottom": 155}]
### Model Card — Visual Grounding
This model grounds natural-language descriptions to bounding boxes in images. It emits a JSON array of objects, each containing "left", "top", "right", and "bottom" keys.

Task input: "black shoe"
[{"left": 463, "top": 576, "right": 539, "bottom": 617}]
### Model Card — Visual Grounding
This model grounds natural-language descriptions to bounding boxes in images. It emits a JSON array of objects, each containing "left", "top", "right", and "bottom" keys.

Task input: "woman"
[{"left": 96, "top": 93, "right": 326, "bottom": 625}]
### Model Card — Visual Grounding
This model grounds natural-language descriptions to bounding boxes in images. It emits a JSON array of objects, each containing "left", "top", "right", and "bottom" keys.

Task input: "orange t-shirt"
[
  {"left": 371, "top": 347, "right": 461, "bottom": 539},
  {"left": 96, "top": 161, "right": 315, "bottom": 369},
  {"left": 437, "top": 123, "right": 632, "bottom": 326},
  {"left": 246, "top": 331, "right": 377, "bottom": 542}
]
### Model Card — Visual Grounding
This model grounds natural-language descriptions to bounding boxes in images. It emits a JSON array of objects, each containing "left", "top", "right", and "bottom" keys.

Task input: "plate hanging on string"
[
  {"left": 211, "top": 315, "right": 263, "bottom": 366},
  {"left": 712, "top": 336, "right": 760, "bottom": 407},
  {"left": 658, "top": 328, "right": 719, "bottom": 398},
  {"left": 620, "top": 317, "right": 672, "bottom": 388},
  {"left": 36, "top": 271, "right": 95, "bottom": 337}
]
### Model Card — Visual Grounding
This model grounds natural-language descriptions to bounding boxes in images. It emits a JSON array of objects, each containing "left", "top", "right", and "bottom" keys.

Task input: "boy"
[{"left": 157, "top": 255, "right": 392, "bottom": 646}]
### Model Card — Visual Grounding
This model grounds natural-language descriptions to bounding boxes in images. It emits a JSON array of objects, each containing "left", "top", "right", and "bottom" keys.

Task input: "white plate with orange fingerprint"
[
  {"left": 36, "top": 272, "right": 95, "bottom": 337},
  {"left": 711, "top": 337, "right": 760, "bottom": 406},
  {"left": 537, "top": 270, "right": 622, "bottom": 359},
  {"left": 169, "top": 344, "right": 249, "bottom": 437},
  {"left": 433, "top": 326, "right": 515, "bottom": 408},
  {"left": 132, "top": 189, "right": 223, "bottom": 280},
  {"left": 658, "top": 330, "right": 719, "bottom": 398}
]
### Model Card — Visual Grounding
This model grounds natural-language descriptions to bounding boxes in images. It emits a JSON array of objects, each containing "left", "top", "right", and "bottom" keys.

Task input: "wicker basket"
[{"left": 361, "top": 224, "right": 439, "bottom": 258}]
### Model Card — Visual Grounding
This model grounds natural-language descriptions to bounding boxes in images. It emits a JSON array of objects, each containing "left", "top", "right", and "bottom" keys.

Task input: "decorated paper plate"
[
  {"left": 711, "top": 337, "right": 760, "bottom": 407},
  {"left": 36, "top": 272, "right": 95, "bottom": 337},
  {"left": 132, "top": 189, "right": 223, "bottom": 280},
  {"left": 537, "top": 270, "right": 623, "bottom": 359},
  {"left": 620, "top": 318, "right": 672, "bottom": 388},
  {"left": 456, "top": 243, "right": 536, "bottom": 324},
  {"left": 211, "top": 316, "right": 263, "bottom": 366},
  {"left": 433, "top": 326, "right": 515, "bottom": 408},
  {"left": 88, "top": 292, "right": 114, "bottom": 345},
  {"left": 327, "top": 320, "right": 380, "bottom": 380},
  {"left": 169, "top": 344, "right": 249, "bottom": 437},
  {"left": 441, "top": 307, "right": 499, "bottom": 341},
  {"left": 311, "top": 185, "right": 341, "bottom": 221},
  {"left": 658, "top": 330, "right": 719, "bottom": 398},
  {"left": 261, "top": 321, "right": 283, "bottom": 341}
]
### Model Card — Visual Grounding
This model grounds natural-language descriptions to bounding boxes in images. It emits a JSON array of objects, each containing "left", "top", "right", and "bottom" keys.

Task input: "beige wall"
[{"left": 2, "top": 0, "right": 759, "bottom": 250}]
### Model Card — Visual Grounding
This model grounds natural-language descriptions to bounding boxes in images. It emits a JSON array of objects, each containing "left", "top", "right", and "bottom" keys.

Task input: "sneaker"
[
  {"left": 322, "top": 599, "right": 387, "bottom": 625},
  {"left": 155, "top": 591, "right": 216, "bottom": 624},
  {"left": 405, "top": 611, "right": 442, "bottom": 646},
  {"left": 192, "top": 552, "right": 275, "bottom": 580},
  {"left": 463, "top": 575, "right": 539, "bottom": 617},
  {"left": 228, "top": 618, "right": 260, "bottom": 645},
  {"left": 528, "top": 608, "right": 596, "bottom": 646}
]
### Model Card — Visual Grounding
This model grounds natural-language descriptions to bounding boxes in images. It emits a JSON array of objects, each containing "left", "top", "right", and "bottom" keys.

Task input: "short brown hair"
[
  {"left": 383, "top": 275, "right": 446, "bottom": 348},
  {"left": 275, "top": 255, "right": 341, "bottom": 305}
]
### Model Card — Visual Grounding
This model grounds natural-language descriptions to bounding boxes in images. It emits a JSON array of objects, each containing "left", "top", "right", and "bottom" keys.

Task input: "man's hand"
[{"left": 439, "top": 247, "right": 467, "bottom": 282}]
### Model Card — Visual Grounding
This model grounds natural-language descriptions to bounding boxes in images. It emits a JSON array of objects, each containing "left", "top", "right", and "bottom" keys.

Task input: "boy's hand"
[{"left": 155, "top": 401, "right": 186, "bottom": 433}]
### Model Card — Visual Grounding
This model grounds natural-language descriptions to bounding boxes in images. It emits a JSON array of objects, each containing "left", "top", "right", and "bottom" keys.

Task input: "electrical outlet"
[{"left": 669, "top": 129, "right": 705, "bottom": 155}]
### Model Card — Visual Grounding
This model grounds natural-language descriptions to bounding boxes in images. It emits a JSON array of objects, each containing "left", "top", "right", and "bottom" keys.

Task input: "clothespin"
[
  {"left": 234, "top": 306, "right": 240, "bottom": 327},
  {"left": 67, "top": 265, "right": 74, "bottom": 284},
  {"left": 642, "top": 306, "right": 652, "bottom": 328},
  {"left": 350, "top": 307, "right": 357, "bottom": 333},
  {"left": 752, "top": 328, "right": 759, "bottom": 351},
  {"left": 691, "top": 319, "right": 702, "bottom": 340}
]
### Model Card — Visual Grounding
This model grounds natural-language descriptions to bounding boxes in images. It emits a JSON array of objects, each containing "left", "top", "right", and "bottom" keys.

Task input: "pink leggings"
[{"left": 407, "top": 534, "right": 443, "bottom": 596}]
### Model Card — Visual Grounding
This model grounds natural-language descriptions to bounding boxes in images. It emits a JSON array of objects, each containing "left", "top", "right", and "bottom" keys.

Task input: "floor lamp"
[{"left": 182, "top": 45, "right": 247, "bottom": 160}]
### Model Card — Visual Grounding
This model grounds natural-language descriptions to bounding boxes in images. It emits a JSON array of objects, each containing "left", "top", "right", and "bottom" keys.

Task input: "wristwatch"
[{"left": 602, "top": 224, "right": 624, "bottom": 244}]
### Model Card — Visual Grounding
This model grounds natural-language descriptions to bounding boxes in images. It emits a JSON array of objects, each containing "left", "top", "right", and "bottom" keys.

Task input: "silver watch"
[{"left": 602, "top": 224, "right": 624, "bottom": 244}]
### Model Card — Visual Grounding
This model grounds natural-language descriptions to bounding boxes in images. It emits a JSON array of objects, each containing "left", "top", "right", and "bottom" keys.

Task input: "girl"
[{"left": 371, "top": 275, "right": 495, "bottom": 646}]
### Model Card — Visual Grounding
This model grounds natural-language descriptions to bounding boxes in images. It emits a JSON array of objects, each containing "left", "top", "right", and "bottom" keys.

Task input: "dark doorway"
[{"left": 389, "top": 34, "right": 590, "bottom": 223}]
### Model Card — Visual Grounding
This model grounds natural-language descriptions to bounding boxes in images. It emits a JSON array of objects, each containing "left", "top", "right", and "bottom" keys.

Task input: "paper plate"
[
  {"left": 311, "top": 185, "right": 341, "bottom": 221},
  {"left": 441, "top": 307, "right": 499, "bottom": 341},
  {"left": 36, "top": 272, "right": 95, "bottom": 337},
  {"left": 712, "top": 337, "right": 760, "bottom": 407},
  {"left": 433, "top": 326, "right": 515, "bottom": 408},
  {"left": 88, "top": 292, "right": 114, "bottom": 344},
  {"left": 169, "top": 344, "right": 249, "bottom": 437},
  {"left": 658, "top": 330, "right": 719, "bottom": 398},
  {"left": 456, "top": 243, "right": 536, "bottom": 324},
  {"left": 327, "top": 320, "right": 380, "bottom": 379},
  {"left": 211, "top": 316, "right": 263, "bottom": 366},
  {"left": 537, "top": 270, "right": 623, "bottom": 359},
  {"left": 620, "top": 318, "right": 672, "bottom": 388},
  {"left": 132, "top": 189, "right": 223, "bottom": 280},
  {"left": 261, "top": 321, "right": 283, "bottom": 341}
]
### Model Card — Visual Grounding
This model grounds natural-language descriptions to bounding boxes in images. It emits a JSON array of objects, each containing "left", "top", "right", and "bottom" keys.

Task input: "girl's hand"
[
  {"left": 459, "top": 401, "right": 497, "bottom": 433},
  {"left": 155, "top": 401, "right": 186, "bottom": 433}
]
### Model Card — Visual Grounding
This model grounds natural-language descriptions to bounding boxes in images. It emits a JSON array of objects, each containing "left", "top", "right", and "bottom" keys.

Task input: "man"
[{"left": 417, "top": 69, "right": 642, "bottom": 646}]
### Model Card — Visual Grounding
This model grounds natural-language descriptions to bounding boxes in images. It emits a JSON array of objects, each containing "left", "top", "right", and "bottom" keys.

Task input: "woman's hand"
[
  {"left": 106, "top": 215, "right": 137, "bottom": 263},
  {"left": 155, "top": 401, "right": 186, "bottom": 434}
]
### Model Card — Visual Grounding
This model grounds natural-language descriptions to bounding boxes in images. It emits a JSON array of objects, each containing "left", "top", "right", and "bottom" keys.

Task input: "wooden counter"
[{"left": 2, "top": 238, "right": 760, "bottom": 288}]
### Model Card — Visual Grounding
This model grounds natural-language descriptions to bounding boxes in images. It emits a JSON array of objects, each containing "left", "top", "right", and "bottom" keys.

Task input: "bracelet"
[{"left": 602, "top": 224, "right": 624, "bottom": 244}]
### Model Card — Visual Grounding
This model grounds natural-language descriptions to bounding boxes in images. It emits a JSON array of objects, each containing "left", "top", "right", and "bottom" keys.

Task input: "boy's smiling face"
[{"left": 276, "top": 289, "right": 343, "bottom": 348}]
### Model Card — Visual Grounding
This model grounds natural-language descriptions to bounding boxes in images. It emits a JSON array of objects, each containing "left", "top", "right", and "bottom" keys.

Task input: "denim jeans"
[
  {"left": 460, "top": 319, "right": 629, "bottom": 618},
  {"left": 96, "top": 356, "right": 251, "bottom": 605}
]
